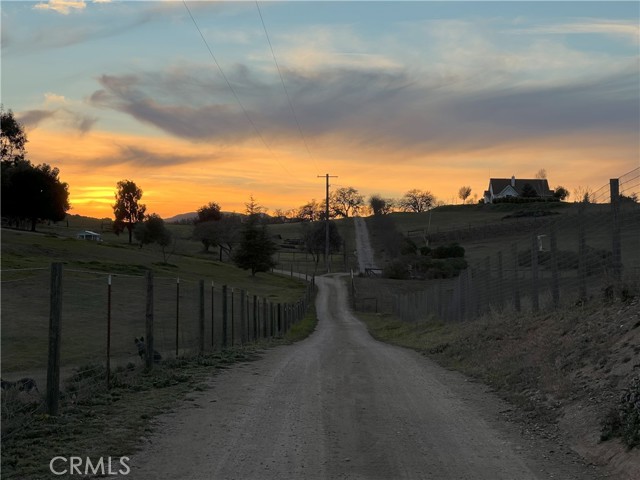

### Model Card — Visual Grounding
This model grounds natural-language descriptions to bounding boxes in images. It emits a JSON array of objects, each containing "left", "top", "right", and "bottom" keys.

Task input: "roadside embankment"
[{"left": 357, "top": 297, "right": 640, "bottom": 479}]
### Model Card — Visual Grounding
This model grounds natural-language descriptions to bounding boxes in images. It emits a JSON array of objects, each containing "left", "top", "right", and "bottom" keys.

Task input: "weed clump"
[{"left": 601, "top": 376, "right": 640, "bottom": 449}]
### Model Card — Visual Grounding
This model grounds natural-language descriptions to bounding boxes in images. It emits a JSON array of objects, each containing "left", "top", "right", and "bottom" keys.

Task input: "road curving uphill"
[{"left": 128, "top": 273, "right": 601, "bottom": 479}]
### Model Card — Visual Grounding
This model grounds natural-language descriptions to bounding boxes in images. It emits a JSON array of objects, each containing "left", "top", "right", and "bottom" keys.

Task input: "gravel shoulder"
[{"left": 128, "top": 275, "right": 604, "bottom": 480}]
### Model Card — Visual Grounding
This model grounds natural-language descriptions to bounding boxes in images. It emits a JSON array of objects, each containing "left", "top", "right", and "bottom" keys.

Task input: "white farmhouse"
[{"left": 484, "top": 176, "right": 554, "bottom": 203}]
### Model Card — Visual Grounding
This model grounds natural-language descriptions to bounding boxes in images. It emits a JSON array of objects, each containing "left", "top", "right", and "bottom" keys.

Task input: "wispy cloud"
[
  {"left": 33, "top": 0, "right": 86, "bottom": 15},
  {"left": 17, "top": 109, "right": 57, "bottom": 128},
  {"left": 7, "top": 5, "right": 159, "bottom": 55},
  {"left": 16, "top": 106, "right": 97, "bottom": 135},
  {"left": 508, "top": 20, "right": 640, "bottom": 43}
]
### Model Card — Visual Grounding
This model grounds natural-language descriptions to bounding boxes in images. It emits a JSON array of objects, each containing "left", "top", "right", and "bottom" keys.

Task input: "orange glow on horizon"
[{"left": 26, "top": 126, "right": 639, "bottom": 220}]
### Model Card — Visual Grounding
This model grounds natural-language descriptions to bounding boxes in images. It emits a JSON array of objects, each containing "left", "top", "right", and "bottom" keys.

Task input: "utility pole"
[{"left": 318, "top": 173, "right": 338, "bottom": 273}]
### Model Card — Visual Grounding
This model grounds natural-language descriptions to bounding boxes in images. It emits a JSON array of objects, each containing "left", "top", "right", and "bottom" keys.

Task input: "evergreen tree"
[{"left": 233, "top": 221, "right": 277, "bottom": 276}]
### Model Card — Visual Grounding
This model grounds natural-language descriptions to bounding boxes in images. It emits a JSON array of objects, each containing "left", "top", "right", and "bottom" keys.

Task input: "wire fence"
[
  {"left": 385, "top": 175, "right": 640, "bottom": 323},
  {"left": 1, "top": 266, "right": 315, "bottom": 422}
]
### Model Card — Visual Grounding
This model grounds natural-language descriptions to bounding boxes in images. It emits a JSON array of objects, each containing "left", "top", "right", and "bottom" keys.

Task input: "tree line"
[{"left": 1, "top": 104, "right": 598, "bottom": 276}]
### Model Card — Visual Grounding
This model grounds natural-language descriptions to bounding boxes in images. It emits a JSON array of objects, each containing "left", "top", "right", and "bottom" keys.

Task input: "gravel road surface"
[
  {"left": 353, "top": 216, "right": 378, "bottom": 273},
  {"left": 128, "top": 274, "right": 600, "bottom": 480}
]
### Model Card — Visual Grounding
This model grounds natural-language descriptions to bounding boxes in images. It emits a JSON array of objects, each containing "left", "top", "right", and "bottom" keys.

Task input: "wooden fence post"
[
  {"left": 47, "top": 263, "right": 63, "bottom": 416},
  {"left": 497, "top": 251, "right": 504, "bottom": 310},
  {"left": 240, "top": 290, "right": 246, "bottom": 346},
  {"left": 231, "top": 288, "right": 235, "bottom": 347},
  {"left": 222, "top": 285, "right": 228, "bottom": 348},
  {"left": 531, "top": 233, "right": 539, "bottom": 313},
  {"left": 175, "top": 278, "right": 180, "bottom": 357},
  {"left": 578, "top": 205, "right": 587, "bottom": 301},
  {"left": 106, "top": 275, "right": 112, "bottom": 389},
  {"left": 550, "top": 223, "right": 560, "bottom": 309},
  {"left": 611, "top": 179, "right": 622, "bottom": 283},
  {"left": 145, "top": 270, "right": 154, "bottom": 369},
  {"left": 253, "top": 295, "right": 258, "bottom": 341},
  {"left": 211, "top": 282, "right": 215, "bottom": 349},
  {"left": 512, "top": 243, "right": 521, "bottom": 312},
  {"left": 199, "top": 280, "right": 205, "bottom": 354}
]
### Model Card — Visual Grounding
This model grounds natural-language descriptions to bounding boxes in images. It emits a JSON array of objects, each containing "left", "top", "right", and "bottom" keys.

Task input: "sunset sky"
[{"left": 2, "top": 1, "right": 638, "bottom": 219}]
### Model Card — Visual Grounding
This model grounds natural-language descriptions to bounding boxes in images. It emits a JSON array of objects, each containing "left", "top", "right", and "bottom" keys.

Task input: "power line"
[
  {"left": 255, "top": 0, "right": 318, "bottom": 171},
  {"left": 182, "top": 1, "right": 303, "bottom": 182}
]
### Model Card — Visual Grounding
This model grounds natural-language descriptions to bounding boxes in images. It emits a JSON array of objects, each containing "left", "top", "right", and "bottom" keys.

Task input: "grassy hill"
[{"left": 1, "top": 218, "right": 309, "bottom": 375}]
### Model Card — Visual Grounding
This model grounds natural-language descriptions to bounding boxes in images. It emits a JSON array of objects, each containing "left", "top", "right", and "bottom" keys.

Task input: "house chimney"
[{"left": 511, "top": 175, "right": 516, "bottom": 187}]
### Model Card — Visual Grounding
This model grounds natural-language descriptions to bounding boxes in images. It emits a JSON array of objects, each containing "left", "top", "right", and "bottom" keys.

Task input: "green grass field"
[
  {"left": 1, "top": 219, "right": 310, "bottom": 377},
  {"left": 267, "top": 217, "right": 358, "bottom": 274}
]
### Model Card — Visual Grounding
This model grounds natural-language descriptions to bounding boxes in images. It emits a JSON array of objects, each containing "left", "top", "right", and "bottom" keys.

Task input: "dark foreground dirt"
[{"left": 128, "top": 275, "right": 605, "bottom": 479}]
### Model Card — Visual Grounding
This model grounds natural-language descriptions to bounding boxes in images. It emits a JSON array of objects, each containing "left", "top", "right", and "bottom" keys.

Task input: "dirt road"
[
  {"left": 128, "top": 275, "right": 601, "bottom": 480},
  {"left": 353, "top": 216, "right": 378, "bottom": 273}
]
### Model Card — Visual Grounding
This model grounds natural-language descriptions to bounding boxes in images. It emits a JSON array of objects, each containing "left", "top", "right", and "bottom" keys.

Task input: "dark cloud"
[
  {"left": 17, "top": 109, "right": 57, "bottom": 128},
  {"left": 91, "top": 144, "right": 215, "bottom": 168},
  {"left": 16, "top": 107, "right": 98, "bottom": 134},
  {"left": 73, "top": 114, "right": 98, "bottom": 135},
  {"left": 88, "top": 63, "right": 639, "bottom": 155}
]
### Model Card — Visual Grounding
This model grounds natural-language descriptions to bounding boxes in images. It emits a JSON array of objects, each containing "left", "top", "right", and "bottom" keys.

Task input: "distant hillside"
[{"left": 164, "top": 212, "right": 198, "bottom": 223}]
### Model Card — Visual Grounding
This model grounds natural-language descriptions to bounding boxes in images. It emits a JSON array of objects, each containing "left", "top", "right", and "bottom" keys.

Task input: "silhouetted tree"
[
  {"left": 331, "top": 187, "right": 364, "bottom": 218},
  {"left": 369, "top": 195, "right": 394, "bottom": 216},
  {"left": 553, "top": 186, "right": 570, "bottom": 201},
  {"left": 297, "top": 199, "right": 323, "bottom": 222},
  {"left": 520, "top": 183, "right": 538, "bottom": 198},
  {"left": 196, "top": 202, "right": 222, "bottom": 223},
  {"left": 134, "top": 214, "right": 173, "bottom": 262},
  {"left": 1, "top": 110, "right": 70, "bottom": 231},
  {"left": 302, "top": 221, "right": 343, "bottom": 267},
  {"left": 193, "top": 214, "right": 242, "bottom": 260},
  {"left": 113, "top": 180, "right": 146, "bottom": 244},
  {"left": 399, "top": 189, "right": 435, "bottom": 213},
  {"left": 535, "top": 168, "right": 547, "bottom": 179},
  {"left": 233, "top": 214, "right": 276, "bottom": 276},
  {"left": 458, "top": 186, "right": 472, "bottom": 204},
  {"left": 1, "top": 106, "right": 27, "bottom": 162},
  {"left": 1, "top": 161, "right": 70, "bottom": 231}
]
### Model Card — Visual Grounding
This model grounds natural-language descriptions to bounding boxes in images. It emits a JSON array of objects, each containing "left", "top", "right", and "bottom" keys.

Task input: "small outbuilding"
[{"left": 76, "top": 230, "right": 102, "bottom": 242}]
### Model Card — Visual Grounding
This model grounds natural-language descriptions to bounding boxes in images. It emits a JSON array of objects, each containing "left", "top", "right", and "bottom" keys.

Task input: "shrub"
[
  {"left": 419, "top": 246, "right": 431, "bottom": 256},
  {"left": 432, "top": 243, "right": 465, "bottom": 259},
  {"left": 382, "top": 260, "right": 411, "bottom": 279},
  {"left": 400, "top": 237, "right": 418, "bottom": 255},
  {"left": 601, "top": 376, "right": 640, "bottom": 449}
]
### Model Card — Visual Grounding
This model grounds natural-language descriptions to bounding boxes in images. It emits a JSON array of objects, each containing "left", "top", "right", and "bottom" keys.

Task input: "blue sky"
[{"left": 1, "top": 1, "right": 638, "bottom": 217}]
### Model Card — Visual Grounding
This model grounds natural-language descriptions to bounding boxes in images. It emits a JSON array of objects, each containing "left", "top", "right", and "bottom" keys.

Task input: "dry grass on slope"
[{"left": 359, "top": 297, "right": 640, "bottom": 478}]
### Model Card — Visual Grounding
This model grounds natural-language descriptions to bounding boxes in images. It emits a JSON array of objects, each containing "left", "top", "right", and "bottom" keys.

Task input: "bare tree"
[
  {"left": 331, "top": 187, "right": 364, "bottom": 218},
  {"left": 573, "top": 185, "right": 593, "bottom": 203},
  {"left": 535, "top": 168, "right": 547, "bottom": 179},
  {"left": 458, "top": 186, "right": 472, "bottom": 204},
  {"left": 297, "top": 199, "right": 323, "bottom": 222},
  {"left": 399, "top": 189, "right": 435, "bottom": 213}
]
